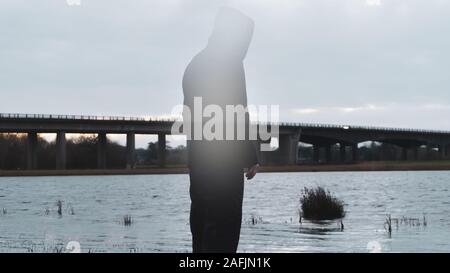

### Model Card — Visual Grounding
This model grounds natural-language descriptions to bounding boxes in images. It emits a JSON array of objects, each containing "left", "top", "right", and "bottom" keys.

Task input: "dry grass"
[{"left": 300, "top": 187, "right": 345, "bottom": 221}]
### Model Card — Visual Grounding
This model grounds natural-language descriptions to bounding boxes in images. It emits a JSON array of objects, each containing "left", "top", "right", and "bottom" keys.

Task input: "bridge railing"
[
  {"left": 0, "top": 113, "right": 176, "bottom": 122},
  {"left": 2, "top": 113, "right": 450, "bottom": 134},
  {"left": 275, "top": 122, "right": 450, "bottom": 134},
  {"left": 254, "top": 121, "right": 450, "bottom": 134}
]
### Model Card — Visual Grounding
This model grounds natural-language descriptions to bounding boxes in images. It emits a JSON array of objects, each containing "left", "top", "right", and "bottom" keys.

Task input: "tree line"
[
  {"left": 297, "top": 142, "right": 443, "bottom": 163},
  {"left": 0, "top": 134, "right": 187, "bottom": 170},
  {"left": 0, "top": 134, "right": 444, "bottom": 170}
]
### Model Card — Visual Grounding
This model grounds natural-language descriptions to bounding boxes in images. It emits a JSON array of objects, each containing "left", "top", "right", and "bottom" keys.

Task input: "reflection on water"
[
  {"left": 298, "top": 221, "right": 344, "bottom": 236},
  {"left": 0, "top": 171, "right": 449, "bottom": 252}
]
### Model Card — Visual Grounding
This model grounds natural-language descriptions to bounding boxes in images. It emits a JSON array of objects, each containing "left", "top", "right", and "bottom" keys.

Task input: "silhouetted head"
[{"left": 207, "top": 7, "right": 255, "bottom": 60}]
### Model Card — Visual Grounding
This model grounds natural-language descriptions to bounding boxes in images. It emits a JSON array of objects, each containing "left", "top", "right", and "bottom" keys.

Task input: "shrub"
[{"left": 300, "top": 187, "right": 345, "bottom": 220}]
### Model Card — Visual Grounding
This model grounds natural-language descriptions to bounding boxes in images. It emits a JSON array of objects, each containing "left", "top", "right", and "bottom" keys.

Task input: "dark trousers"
[{"left": 189, "top": 166, "right": 244, "bottom": 253}]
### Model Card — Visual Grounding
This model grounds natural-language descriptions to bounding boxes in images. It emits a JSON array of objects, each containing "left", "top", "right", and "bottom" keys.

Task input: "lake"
[{"left": 0, "top": 171, "right": 449, "bottom": 253}]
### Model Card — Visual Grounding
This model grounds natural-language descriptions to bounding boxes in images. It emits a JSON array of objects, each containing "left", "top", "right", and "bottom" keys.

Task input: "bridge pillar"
[
  {"left": 256, "top": 139, "right": 271, "bottom": 165},
  {"left": 313, "top": 145, "right": 320, "bottom": 163},
  {"left": 158, "top": 133, "right": 166, "bottom": 167},
  {"left": 445, "top": 145, "right": 450, "bottom": 159},
  {"left": 256, "top": 141, "right": 263, "bottom": 164},
  {"left": 97, "top": 133, "right": 107, "bottom": 169},
  {"left": 401, "top": 147, "right": 408, "bottom": 161},
  {"left": 339, "top": 143, "right": 346, "bottom": 163},
  {"left": 439, "top": 145, "right": 445, "bottom": 160},
  {"left": 351, "top": 144, "right": 359, "bottom": 162},
  {"left": 413, "top": 147, "right": 419, "bottom": 161},
  {"left": 126, "top": 132, "right": 135, "bottom": 169},
  {"left": 27, "top": 132, "right": 38, "bottom": 170},
  {"left": 56, "top": 131, "right": 66, "bottom": 170},
  {"left": 278, "top": 132, "right": 300, "bottom": 165},
  {"left": 325, "top": 145, "right": 332, "bottom": 163},
  {"left": 426, "top": 145, "right": 433, "bottom": 160}
]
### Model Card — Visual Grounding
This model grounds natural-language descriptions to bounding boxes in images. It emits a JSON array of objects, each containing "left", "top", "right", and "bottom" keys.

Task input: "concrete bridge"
[{"left": 1, "top": 113, "right": 450, "bottom": 170}]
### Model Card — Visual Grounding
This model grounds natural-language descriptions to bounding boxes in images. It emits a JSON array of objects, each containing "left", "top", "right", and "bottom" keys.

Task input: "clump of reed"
[
  {"left": 399, "top": 215, "right": 427, "bottom": 227},
  {"left": 27, "top": 242, "right": 66, "bottom": 253},
  {"left": 385, "top": 214, "right": 428, "bottom": 237},
  {"left": 247, "top": 214, "right": 263, "bottom": 225},
  {"left": 50, "top": 245, "right": 65, "bottom": 253},
  {"left": 299, "top": 187, "right": 346, "bottom": 221},
  {"left": 67, "top": 204, "right": 75, "bottom": 215},
  {"left": 123, "top": 215, "right": 133, "bottom": 226},
  {"left": 45, "top": 200, "right": 75, "bottom": 216},
  {"left": 56, "top": 200, "right": 63, "bottom": 216},
  {"left": 385, "top": 214, "right": 392, "bottom": 237}
]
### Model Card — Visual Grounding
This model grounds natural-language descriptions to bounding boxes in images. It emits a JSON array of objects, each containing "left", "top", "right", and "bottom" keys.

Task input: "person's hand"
[{"left": 245, "top": 164, "right": 259, "bottom": 180}]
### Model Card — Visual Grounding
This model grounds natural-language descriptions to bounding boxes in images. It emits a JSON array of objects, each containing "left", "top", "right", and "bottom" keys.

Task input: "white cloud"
[
  {"left": 421, "top": 103, "right": 450, "bottom": 110},
  {"left": 336, "top": 104, "right": 384, "bottom": 113},
  {"left": 365, "top": 0, "right": 381, "bottom": 6},
  {"left": 292, "top": 108, "right": 320, "bottom": 114},
  {"left": 288, "top": 102, "right": 450, "bottom": 130},
  {"left": 337, "top": 106, "right": 360, "bottom": 113},
  {"left": 291, "top": 104, "right": 385, "bottom": 114}
]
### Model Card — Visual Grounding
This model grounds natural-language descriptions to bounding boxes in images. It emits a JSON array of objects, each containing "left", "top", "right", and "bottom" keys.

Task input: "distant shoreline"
[{"left": 1, "top": 161, "right": 450, "bottom": 177}]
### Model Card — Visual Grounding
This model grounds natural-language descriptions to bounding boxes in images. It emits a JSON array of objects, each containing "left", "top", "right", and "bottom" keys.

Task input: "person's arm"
[
  {"left": 244, "top": 110, "right": 259, "bottom": 180},
  {"left": 238, "top": 64, "right": 259, "bottom": 180}
]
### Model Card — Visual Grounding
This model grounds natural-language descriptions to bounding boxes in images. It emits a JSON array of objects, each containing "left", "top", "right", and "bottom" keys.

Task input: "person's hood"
[{"left": 207, "top": 7, "right": 255, "bottom": 61}]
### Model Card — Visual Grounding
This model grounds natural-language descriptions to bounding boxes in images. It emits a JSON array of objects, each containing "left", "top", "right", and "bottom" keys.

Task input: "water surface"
[{"left": 0, "top": 171, "right": 449, "bottom": 252}]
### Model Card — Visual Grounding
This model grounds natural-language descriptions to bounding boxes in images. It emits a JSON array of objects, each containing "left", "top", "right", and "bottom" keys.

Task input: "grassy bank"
[
  {"left": 1, "top": 161, "right": 450, "bottom": 177},
  {"left": 260, "top": 160, "right": 450, "bottom": 173}
]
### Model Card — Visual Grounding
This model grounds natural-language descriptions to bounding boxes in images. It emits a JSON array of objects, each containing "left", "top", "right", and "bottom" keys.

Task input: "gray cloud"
[{"left": 1, "top": 0, "right": 450, "bottom": 133}]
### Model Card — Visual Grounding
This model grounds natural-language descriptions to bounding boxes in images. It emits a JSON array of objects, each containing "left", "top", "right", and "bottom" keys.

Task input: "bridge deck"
[{"left": 1, "top": 113, "right": 450, "bottom": 135}]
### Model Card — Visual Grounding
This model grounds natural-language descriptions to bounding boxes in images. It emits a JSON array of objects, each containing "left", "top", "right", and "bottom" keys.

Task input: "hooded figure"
[{"left": 183, "top": 7, "right": 259, "bottom": 253}]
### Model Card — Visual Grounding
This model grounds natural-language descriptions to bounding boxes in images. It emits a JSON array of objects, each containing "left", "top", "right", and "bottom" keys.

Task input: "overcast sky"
[{"left": 2, "top": 0, "right": 450, "bottom": 146}]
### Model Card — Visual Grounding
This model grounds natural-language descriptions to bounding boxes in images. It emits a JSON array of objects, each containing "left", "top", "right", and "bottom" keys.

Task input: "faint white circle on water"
[
  {"left": 367, "top": 240, "right": 382, "bottom": 253},
  {"left": 66, "top": 241, "right": 81, "bottom": 253}
]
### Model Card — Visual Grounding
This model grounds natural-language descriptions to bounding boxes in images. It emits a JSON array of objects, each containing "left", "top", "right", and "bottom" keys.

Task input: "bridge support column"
[
  {"left": 97, "top": 133, "right": 107, "bottom": 169},
  {"left": 426, "top": 145, "right": 433, "bottom": 160},
  {"left": 279, "top": 132, "right": 300, "bottom": 165},
  {"left": 158, "top": 133, "right": 166, "bottom": 167},
  {"left": 27, "top": 132, "right": 38, "bottom": 170},
  {"left": 256, "top": 141, "right": 263, "bottom": 164},
  {"left": 413, "top": 147, "right": 419, "bottom": 161},
  {"left": 325, "top": 145, "right": 332, "bottom": 163},
  {"left": 257, "top": 139, "right": 271, "bottom": 165},
  {"left": 339, "top": 143, "right": 346, "bottom": 163},
  {"left": 352, "top": 144, "right": 359, "bottom": 162},
  {"left": 401, "top": 147, "right": 408, "bottom": 161},
  {"left": 56, "top": 131, "right": 66, "bottom": 170},
  {"left": 126, "top": 133, "right": 135, "bottom": 169},
  {"left": 313, "top": 145, "right": 320, "bottom": 163},
  {"left": 439, "top": 145, "right": 445, "bottom": 160},
  {"left": 445, "top": 145, "right": 450, "bottom": 160}
]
